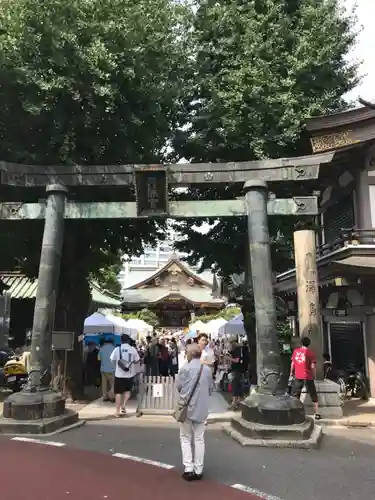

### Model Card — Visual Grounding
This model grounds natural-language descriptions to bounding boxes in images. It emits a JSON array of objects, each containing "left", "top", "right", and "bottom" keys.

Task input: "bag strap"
[
  {"left": 186, "top": 365, "right": 203, "bottom": 406},
  {"left": 119, "top": 345, "right": 134, "bottom": 368},
  {"left": 119, "top": 346, "right": 122, "bottom": 359}
]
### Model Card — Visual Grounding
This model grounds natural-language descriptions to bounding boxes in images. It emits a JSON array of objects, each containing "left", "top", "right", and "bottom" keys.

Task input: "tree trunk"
[{"left": 54, "top": 228, "right": 91, "bottom": 401}]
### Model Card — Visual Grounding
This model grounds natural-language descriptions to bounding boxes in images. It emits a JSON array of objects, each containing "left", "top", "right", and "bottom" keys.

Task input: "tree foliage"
[
  {"left": 0, "top": 0, "right": 193, "bottom": 276},
  {"left": 195, "top": 306, "right": 242, "bottom": 323},
  {"left": 121, "top": 308, "right": 160, "bottom": 328},
  {"left": 92, "top": 252, "right": 123, "bottom": 296},
  {"left": 173, "top": 0, "right": 359, "bottom": 277},
  {"left": 0, "top": 0, "right": 192, "bottom": 397}
]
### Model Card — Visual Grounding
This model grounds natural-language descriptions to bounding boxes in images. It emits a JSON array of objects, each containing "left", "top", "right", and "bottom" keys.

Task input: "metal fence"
[{"left": 136, "top": 375, "right": 177, "bottom": 416}]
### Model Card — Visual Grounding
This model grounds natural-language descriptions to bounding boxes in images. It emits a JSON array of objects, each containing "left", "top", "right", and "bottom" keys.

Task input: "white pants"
[{"left": 179, "top": 420, "right": 205, "bottom": 474}]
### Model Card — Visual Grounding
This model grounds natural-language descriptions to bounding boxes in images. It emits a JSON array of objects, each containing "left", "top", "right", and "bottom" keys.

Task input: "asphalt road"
[{"left": 3, "top": 421, "right": 374, "bottom": 500}]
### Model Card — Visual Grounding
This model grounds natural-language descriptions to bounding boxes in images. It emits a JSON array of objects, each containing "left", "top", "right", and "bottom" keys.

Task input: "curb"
[
  {"left": 77, "top": 410, "right": 375, "bottom": 429},
  {"left": 78, "top": 412, "right": 234, "bottom": 424},
  {"left": 320, "top": 419, "right": 375, "bottom": 429},
  {"left": 80, "top": 411, "right": 137, "bottom": 422},
  {"left": 1, "top": 419, "right": 86, "bottom": 438}
]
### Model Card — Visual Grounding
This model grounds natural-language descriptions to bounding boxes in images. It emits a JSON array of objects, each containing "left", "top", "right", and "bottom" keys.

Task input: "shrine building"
[{"left": 121, "top": 254, "right": 225, "bottom": 329}]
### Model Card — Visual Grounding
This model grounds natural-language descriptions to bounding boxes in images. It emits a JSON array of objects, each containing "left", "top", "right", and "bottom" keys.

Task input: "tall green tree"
[
  {"left": 173, "top": 0, "right": 359, "bottom": 276},
  {"left": 0, "top": 0, "right": 192, "bottom": 398},
  {"left": 172, "top": 0, "right": 359, "bottom": 383}
]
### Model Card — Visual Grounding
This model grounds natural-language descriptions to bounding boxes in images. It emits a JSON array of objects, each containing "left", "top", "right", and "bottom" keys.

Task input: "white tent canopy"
[
  {"left": 190, "top": 320, "right": 206, "bottom": 332},
  {"left": 203, "top": 318, "right": 227, "bottom": 337},
  {"left": 83, "top": 312, "right": 123, "bottom": 335},
  {"left": 123, "top": 318, "right": 153, "bottom": 336},
  {"left": 105, "top": 314, "right": 135, "bottom": 335},
  {"left": 218, "top": 313, "right": 246, "bottom": 337}
]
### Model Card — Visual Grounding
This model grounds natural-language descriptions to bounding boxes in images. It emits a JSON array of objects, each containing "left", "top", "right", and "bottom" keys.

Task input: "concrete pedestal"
[
  {"left": 223, "top": 415, "right": 322, "bottom": 449},
  {"left": 0, "top": 390, "right": 79, "bottom": 435},
  {"left": 301, "top": 379, "right": 343, "bottom": 419},
  {"left": 241, "top": 391, "right": 306, "bottom": 426},
  {"left": 224, "top": 391, "right": 323, "bottom": 448}
]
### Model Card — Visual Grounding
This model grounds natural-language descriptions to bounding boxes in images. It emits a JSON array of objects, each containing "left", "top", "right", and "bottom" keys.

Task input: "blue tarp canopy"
[
  {"left": 83, "top": 312, "right": 123, "bottom": 346},
  {"left": 218, "top": 313, "right": 246, "bottom": 337}
]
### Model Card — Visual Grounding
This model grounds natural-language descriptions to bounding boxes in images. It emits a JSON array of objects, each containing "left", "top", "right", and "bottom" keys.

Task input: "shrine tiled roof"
[
  {"left": 0, "top": 273, "right": 121, "bottom": 307},
  {"left": 124, "top": 255, "right": 218, "bottom": 290},
  {"left": 121, "top": 286, "right": 225, "bottom": 306}
]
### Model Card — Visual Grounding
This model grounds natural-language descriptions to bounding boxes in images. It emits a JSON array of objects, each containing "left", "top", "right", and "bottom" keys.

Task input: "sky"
[{"left": 344, "top": 0, "right": 375, "bottom": 103}]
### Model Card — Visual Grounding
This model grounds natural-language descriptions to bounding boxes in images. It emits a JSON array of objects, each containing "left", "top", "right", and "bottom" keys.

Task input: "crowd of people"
[{"left": 84, "top": 330, "right": 251, "bottom": 415}]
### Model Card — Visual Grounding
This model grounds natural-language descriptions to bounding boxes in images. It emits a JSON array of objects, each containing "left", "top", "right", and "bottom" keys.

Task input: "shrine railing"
[{"left": 316, "top": 229, "right": 375, "bottom": 258}]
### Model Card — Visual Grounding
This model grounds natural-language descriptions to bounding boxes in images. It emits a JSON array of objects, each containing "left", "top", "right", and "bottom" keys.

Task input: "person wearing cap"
[{"left": 176, "top": 343, "right": 212, "bottom": 482}]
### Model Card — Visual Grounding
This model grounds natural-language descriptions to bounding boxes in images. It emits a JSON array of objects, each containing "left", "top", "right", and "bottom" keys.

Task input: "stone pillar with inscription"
[
  {"left": 1, "top": 185, "right": 79, "bottom": 433},
  {"left": 225, "top": 181, "right": 322, "bottom": 448},
  {"left": 294, "top": 226, "right": 324, "bottom": 379},
  {"left": 294, "top": 225, "right": 343, "bottom": 418}
]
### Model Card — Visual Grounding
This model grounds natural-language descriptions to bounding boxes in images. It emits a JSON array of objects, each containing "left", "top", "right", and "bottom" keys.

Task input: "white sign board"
[{"left": 152, "top": 383, "right": 163, "bottom": 398}]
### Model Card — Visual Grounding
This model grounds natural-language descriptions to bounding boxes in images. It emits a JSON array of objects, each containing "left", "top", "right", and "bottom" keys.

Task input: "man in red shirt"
[{"left": 290, "top": 336, "right": 321, "bottom": 420}]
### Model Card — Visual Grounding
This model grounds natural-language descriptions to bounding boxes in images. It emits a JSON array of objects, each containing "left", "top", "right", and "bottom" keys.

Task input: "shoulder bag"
[
  {"left": 117, "top": 346, "right": 133, "bottom": 373},
  {"left": 172, "top": 365, "right": 203, "bottom": 423}
]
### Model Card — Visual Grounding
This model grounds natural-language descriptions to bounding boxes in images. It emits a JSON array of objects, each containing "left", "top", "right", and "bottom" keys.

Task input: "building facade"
[
  {"left": 276, "top": 102, "right": 375, "bottom": 396},
  {"left": 121, "top": 255, "right": 224, "bottom": 330},
  {"left": 118, "top": 224, "right": 192, "bottom": 292}
]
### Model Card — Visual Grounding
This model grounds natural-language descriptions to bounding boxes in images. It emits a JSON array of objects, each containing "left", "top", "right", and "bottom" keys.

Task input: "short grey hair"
[{"left": 186, "top": 343, "right": 201, "bottom": 359}]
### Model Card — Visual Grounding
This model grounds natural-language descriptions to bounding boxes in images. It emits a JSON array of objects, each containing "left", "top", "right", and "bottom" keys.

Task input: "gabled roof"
[
  {"left": 306, "top": 104, "right": 375, "bottom": 132},
  {"left": 128, "top": 254, "right": 213, "bottom": 290}
]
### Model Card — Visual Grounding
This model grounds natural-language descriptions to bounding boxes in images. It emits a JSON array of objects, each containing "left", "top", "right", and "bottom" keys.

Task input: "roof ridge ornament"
[{"left": 358, "top": 97, "right": 375, "bottom": 109}]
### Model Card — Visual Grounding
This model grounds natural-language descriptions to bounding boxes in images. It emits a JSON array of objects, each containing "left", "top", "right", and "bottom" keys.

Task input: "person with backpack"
[{"left": 110, "top": 334, "right": 140, "bottom": 417}]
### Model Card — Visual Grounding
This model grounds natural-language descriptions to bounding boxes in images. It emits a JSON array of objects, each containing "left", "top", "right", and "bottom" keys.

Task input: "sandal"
[{"left": 314, "top": 414, "right": 322, "bottom": 420}]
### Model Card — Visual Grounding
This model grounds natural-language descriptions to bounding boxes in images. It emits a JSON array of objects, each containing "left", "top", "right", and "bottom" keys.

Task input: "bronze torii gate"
[{"left": 0, "top": 153, "right": 332, "bottom": 436}]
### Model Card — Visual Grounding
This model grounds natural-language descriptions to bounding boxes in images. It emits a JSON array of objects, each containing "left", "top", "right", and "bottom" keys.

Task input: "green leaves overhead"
[
  {"left": 0, "top": 0, "right": 192, "bottom": 165},
  {"left": 0, "top": 0, "right": 193, "bottom": 275},
  {"left": 173, "top": 0, "right": 359, "bottom": 278},
  {"left": 0, "top": 0, "right": 360, "bottom": 282}
]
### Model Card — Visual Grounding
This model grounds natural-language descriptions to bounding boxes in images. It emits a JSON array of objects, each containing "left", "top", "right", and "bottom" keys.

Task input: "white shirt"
[
  {"left": 110, "top": 344, "right": 140, "bottom": 379},
  {"left": 201, "top": 346, "right": 215, "bottom": 366}
]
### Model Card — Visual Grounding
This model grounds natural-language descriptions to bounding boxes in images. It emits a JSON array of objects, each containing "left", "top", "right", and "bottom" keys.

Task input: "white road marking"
[
  {"left": 11, "top": 437, "right": 65, "bottom": 447},
  {"left": 231, "top": 483, "right": 283, "bottom": 500},
  {"left": 112, "top": 452, "right": 174, "bottom": 469}
]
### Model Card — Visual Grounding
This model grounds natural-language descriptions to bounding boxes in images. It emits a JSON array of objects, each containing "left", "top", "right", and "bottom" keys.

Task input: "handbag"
[
  {"left": 117, "top": 346, "right": 133, "bottom": 373},
  {"left": 172, "top": 365, "right": 203, "bottom": 423}
]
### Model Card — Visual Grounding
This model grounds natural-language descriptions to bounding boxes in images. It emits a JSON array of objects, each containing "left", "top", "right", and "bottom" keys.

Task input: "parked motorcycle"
[
  {"left": 327, "top": 365, "right": 369, "bottom": 401},
  {"left": 345, "top": 370, "right": 370, "bottom": 400},
  {"left": 3, "top": 356, "right": 28, "bottom": 392},
  {"left": 0, "top": 347, "right": 14, "bottom": 387}
]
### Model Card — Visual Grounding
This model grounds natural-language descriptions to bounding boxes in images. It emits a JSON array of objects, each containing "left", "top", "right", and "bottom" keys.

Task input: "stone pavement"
[
  {"left": 78, "top": 390, "right": 234, "bottom": 423},
  {"left": 78, "top": 393, "right": 375, "bottom": 427},
  {"left": 3, "top": 386, "right": 375, "bottom": 428},
  {"left": 1, "top": 439, "right": 266, "bottom": 500}
]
